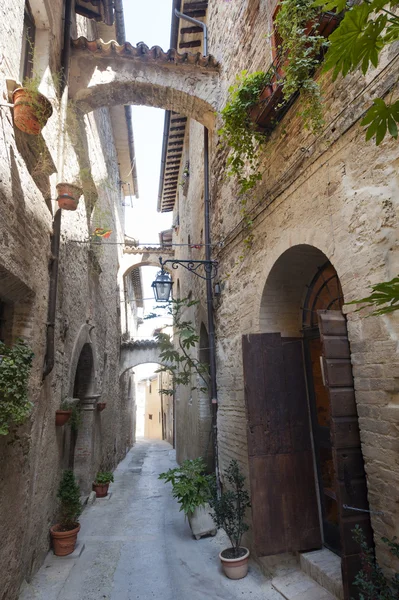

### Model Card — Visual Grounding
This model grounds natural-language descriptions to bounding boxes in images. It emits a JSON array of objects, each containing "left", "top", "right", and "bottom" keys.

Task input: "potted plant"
[
  {"left": 56, "top": 182, "right": 83, "bottom": 211},
  {"left": 50, "top": 469, "right": 82, "bottom": 556},
  {"left": 92, "top": 471, "right": 114, "bottom": 498},
  {"left": 97, "top": 402, "right": 106, "bottom": 412},
  {"left": 159, "top": 457, "right": 216, "bottom": 540},
  {"left": 209, "top": 460, "right": 251, "bottom": 579},
  {"left": 12, "top": 78, "right": 53, "bottom": 136},
  {"left": 55, "top": 400, "right": 73, "bottom": 426}
]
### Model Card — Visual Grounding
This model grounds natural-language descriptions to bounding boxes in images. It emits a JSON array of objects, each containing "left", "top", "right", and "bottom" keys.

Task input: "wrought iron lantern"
[{"left": 151, "top": 270, "right": 173, "bottom": 303}]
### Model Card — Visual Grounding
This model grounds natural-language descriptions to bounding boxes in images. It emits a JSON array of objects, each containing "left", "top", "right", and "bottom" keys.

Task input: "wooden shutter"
[
  {"left": 317, "top": 311, "right": 373, "bottom": 600},
  {"left": 242, "top": 333, "right": 322, "bottom": 556}
]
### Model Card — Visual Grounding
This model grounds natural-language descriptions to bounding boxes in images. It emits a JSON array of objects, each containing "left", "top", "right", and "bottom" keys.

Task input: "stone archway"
[
  {"left": 70, "top": 39, "right": 220, "bottom": 128},
  {"left": 67, "top": 325, "right": 100, "bottom": 493}
]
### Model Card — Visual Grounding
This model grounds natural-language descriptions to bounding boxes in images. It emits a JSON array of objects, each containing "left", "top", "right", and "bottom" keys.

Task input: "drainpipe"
[
  {"left": 43, "top": 209, "right": 62, "bottom": 378},
  {"left": 43, "top": 0, "right": 72, "bottom": 378},
  {"left": 175, "top": 11, "right": 219, "bottom": 484}
]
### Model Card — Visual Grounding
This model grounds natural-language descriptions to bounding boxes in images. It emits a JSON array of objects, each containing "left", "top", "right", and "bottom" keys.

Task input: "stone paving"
[{"left": 19, "top": 439, "right": 284, "bottom": 600}]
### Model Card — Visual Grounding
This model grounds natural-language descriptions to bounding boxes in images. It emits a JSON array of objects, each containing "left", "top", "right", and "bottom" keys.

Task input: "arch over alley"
[
  {"left": 120, "top": 340, "right": 166, "bottom": 376},
  {"left": 69, "top": 39, "right": 220, "bottom": 128}
]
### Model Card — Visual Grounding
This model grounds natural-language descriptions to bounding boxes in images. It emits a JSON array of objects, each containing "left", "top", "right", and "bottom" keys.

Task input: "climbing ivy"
[
  {"left": 275, "top": 0, "right": 326, "bottom": 133},
  {"left": 219, "top": 70, "right": 271, "bottom": 195},
  {"left": 0, "top": 339, "right": 34, "bottom": 436}
]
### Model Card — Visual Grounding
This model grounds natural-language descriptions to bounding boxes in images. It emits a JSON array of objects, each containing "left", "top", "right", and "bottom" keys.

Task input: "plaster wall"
[
  {"left": 171, "top": 0, "right": 399, "bottom": 575},
  {"left": 0, "top": 4, "right": 134, "bottom": 599}
]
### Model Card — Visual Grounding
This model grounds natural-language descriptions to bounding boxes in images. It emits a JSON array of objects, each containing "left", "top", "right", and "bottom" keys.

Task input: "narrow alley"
[{"left": 19, "top": 440, "right": 283, "bottom": 600}]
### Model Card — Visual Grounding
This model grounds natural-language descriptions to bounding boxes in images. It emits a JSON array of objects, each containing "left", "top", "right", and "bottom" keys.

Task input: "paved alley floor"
[{"left": 19, "top": 439, "right": 283, "bottom": 600}]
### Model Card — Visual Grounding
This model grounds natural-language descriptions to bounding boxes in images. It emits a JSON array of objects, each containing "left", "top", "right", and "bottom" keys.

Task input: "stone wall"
[
  {"left": 0, "top": 3, "right": 135, "bottom": 598},
  {"left": 172, "top": 0, "right": 399, "bottom": 575}
]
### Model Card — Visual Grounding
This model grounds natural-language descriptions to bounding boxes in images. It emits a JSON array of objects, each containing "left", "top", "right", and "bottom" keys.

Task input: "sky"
[{"left": 122, "top": 0, "right": 174, "bottom": 377}]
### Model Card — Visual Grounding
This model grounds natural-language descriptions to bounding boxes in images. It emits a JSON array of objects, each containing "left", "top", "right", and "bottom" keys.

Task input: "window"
[
  {"left": 149, "top": 414, "right": 153, "bottom": 420},
  {"left": 149, "top": 383, "right": 152, "bottom": 393},
  {"left": 20, "top": 2, "right": 36, "bottom": 82}
]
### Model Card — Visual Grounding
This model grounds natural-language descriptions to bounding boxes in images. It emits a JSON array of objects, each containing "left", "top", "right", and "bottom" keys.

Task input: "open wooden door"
[
  {"left": 242, "top": 333, "right": 322, "bottom": 556},
  {"left": 318, "top": 311, "right": 373, "bottom": 600}
]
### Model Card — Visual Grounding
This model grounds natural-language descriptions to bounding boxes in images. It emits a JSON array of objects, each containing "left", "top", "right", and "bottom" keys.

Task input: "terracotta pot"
[
  {"left": 56, "top": 183, "right": 83, "bottom": 211},
  {"left": 50, "top": 523, "right": 80, "bottom": 556},
  {"left": 97, "top": 402, "right": 106, "bottom": 412},
  {"left": 12, "top": 88, "right": 53, "bottom": 135},
  {"left": 219, "top": 547, "right": 250, "bottom": 580},
  {"left": 248, "top": 84, "right": 273, "bottom": 123},
  {"left": 55, "top": 410, "right": 72, "bottom": 426},
  {"left": 93, "top": 482, "right": 109, "bottom": 498}
]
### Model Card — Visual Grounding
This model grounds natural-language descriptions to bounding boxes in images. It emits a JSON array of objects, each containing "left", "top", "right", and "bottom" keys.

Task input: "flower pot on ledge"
[
  {"left": 56, "top": 183, "right": 83, "bottom": 211},
  {"left": 12, "top": 88, "right": 53, "bottom": 135},
  {"left": 97, "top": 402, "right": 106, "bottom": 412},
  {"left": 55, "top": 410, "right": 72, "bottom": 426},
  {"left": 249, "top": 82, "right": 285, "bottom": 131}
]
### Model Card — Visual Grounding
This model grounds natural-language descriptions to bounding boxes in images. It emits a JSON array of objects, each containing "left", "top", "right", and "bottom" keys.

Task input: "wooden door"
[
  {"left": 318, "top": 311, "right": 373, "bottom": 600},
  {"left": 242, "top": 333, "right": 322, "bottom": 556}
]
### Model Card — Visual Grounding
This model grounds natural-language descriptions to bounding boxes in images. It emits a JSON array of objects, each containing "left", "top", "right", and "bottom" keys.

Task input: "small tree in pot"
[
  {"left": 159, "top": 458, "right": 216, "bottom": 539},
  {"left": 50, "top": 470, "right": 82, "bottom": 556},
  {"left": 209, "top": 460, "right": 251, "bottom": 579}
]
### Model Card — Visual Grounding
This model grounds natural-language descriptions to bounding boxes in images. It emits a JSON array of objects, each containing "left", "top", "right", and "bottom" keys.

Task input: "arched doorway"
[{"left": 243, "top": 245, "right": 372, "bottom": 600}]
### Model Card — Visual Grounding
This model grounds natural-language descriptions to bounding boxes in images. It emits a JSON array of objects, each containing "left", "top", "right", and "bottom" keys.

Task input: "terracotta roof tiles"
[{"left": 71, "top": 38, "right": 219, "bottom": 69}]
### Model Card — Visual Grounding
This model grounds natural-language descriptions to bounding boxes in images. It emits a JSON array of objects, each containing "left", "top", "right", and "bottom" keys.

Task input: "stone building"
[
  {"left": 156, "top": 0, "right": 399, "bottom": 598},
  {"left": 0, "top": 1, "right": 139, "bottom": 598}
]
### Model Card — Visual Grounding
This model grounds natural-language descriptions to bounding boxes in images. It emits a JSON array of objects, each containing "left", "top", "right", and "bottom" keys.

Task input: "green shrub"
[
  {"left": 159, "top": 457, "right": 213, "bottom": 515},
  {"left": 94, "top": 471, "right": 114, "bottom": 485},
  {"left": 57, "top": 470, "right": 82, "bottom": 531},
  {"left": 0, "top": 339, "right": 34, "bottom": 436}
]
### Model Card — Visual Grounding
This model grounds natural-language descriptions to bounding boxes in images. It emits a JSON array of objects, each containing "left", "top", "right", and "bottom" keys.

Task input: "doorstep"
[
  {"left": 272, "top": 570, "right": 339, "bottom": 600},
  {"left": 300, "top": 548, "right": 344, "bottom": 600}
]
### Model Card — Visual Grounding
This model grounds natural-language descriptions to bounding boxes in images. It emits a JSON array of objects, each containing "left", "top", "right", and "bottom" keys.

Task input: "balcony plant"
[
  {"left": 93, "top": 471, "right": 114, "bottom": 498},
  {"left": 159, "top": 458, "right": 216, "bottom": 539},
  {"left": 50, "top": 469, "right": 82, "bottom": 556},
  {"left": 0, "top": 338, "right": 34, "bottom": 436},
  {"left": 12, "top": 76, "right": 53, "bottom": 136},
  {"left": 209, "top": 460, "right": 251, "bottom": 579}
]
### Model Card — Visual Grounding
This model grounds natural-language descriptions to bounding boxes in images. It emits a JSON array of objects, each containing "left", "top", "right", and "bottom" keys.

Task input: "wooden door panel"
[
  {"left": 330, "top": 388, "right": 357, "bottom": 417},
  {"left": 318, "top": 310, "right": 373, "bottom": 600},
  {"left": 323, "top": 358, "right": 354, "bottom": 387},
  {"left": 243, "top": 333, "right": 322, "bottom": 556}
]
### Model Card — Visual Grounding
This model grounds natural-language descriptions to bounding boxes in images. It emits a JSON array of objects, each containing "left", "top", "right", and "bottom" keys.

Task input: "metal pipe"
[
  {"left": 174, "top": 8, "right": 208, "bottom": 55},
  {"left": 204, "top": 127, "right": 220, "bottom": 488},
  {"left": 43, "top": 209, "right": 62, "bottom": 378},
  {"left": 60, "top": 0, "right": 73, "bottom": 95}
]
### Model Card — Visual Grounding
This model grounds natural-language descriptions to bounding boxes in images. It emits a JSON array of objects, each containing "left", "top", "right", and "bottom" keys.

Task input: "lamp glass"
[{"left": 152, "top": 270, "right": 173, "bottom": 302}]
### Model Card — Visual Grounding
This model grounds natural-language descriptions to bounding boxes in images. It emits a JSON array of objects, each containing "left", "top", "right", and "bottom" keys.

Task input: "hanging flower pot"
[
  {"left": 97, "top": 402, "right": 106, "bottom": 412},
  {"left": 55, "top": 410, "right": 72, "bottom": 426},
  {"left": 12, "top": 88, "right": 53, "bottom": 135},
  {"left": 56, "top": 183, "right": 83, "bottom": 211}
]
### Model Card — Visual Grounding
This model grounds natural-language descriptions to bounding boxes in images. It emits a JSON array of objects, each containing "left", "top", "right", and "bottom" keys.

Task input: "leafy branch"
[
  {"left": 145, "top": 298, "right": 210, "bottom": 396},
  {"left": 346, "top": 275, "right": 399, "bottom": 316},
  {"left": 314, "top": 0, "right": 399, "bottom": 144}
]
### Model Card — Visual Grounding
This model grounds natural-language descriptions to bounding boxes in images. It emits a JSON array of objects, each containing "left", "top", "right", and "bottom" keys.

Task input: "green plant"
[
  {"left": 57, "top": 469, "right": 82, "bottom": 531},
  {"left": 0, "top": 339, "right": 34, "bottom": 436},
  {"left": 70, "top": 404, "right": 82, "bottom": 433},
  {"left": 94, "top": 471, "right": 114, "bottom": 485},
  {"left": 145, "top": 298, "right": 210, "bottom": 396},
  {"left": 275, "top": 0, "right": 327, "bottom": 133},
  {"left": 346, "top": 276, "right": 399, "bottom": 316},
  {"left": 219, "top": 70, "right": 271, "bottom": 195},
  {"left": 352, "top": 525, "right": 399, "bottom": 599},
  {"left": 314, "top": 0, "right": 399, "bottom": 145},
  {"left": 59, "top": 399, "right": 72, "bottom": 411},
  {"left": 209, "top": 460, "right": 251, "bottom": 557},
  {"left": 159, "top": 457, "right": 213, "bottom": 515}
]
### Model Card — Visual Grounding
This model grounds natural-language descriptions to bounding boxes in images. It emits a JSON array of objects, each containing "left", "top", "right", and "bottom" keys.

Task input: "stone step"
[
  {"left": 272, "top": 570, "right": 339, "bottom": 600},
  {"left": 300, "top": 548, "right": 344, "bottom": 600}
]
